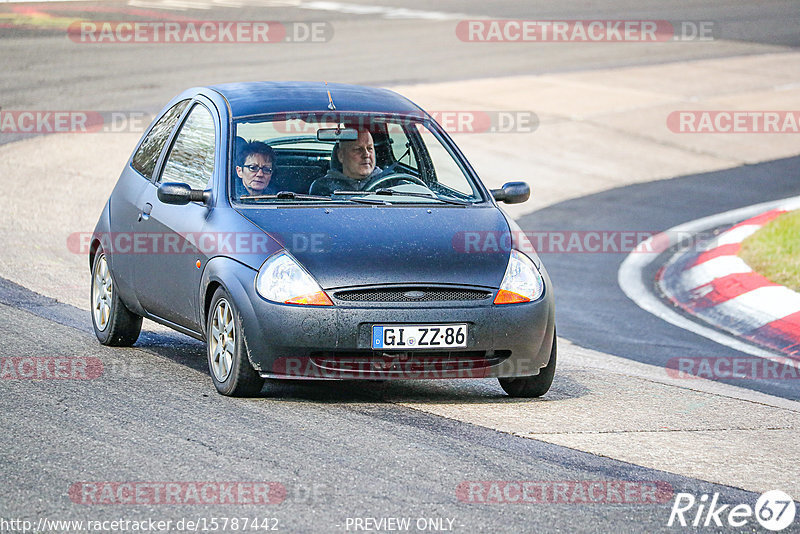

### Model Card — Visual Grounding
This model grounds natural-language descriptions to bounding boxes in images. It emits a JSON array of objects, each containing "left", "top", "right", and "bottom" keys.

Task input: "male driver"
[
  {"left": 309, "top": 129, "right": 382, "bottom": 195},
  {"left": 236, "top": 141, "right": 276, "bottom": 197}
]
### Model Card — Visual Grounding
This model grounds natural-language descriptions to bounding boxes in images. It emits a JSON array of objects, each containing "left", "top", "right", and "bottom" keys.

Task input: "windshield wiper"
[
  {"left": 242, "top": 191, "right": 333, "bottom": 202},
  {"left": 330, "top": 189, "right": 471, "bottom": 206},
  {"left": 328, "top": 191, "right": 388, "bottom": 205},
  {"left": 370, "top": 189, "right": 471, "bottom": 206}
]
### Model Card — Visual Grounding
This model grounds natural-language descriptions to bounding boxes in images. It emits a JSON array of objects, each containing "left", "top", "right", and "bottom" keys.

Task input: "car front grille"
[{"left": 334, "top": 287, "right": 492, "bottom": 303}]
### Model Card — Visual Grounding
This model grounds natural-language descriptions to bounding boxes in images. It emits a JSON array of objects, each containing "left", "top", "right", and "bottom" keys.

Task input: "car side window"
[
  {"left": 131, "top": 100, "right": 189, "bottom": 180},
  {"left": 414, "top": 123, "right": 477, "bottom": 197},
  {"left": 388, "top": 127, "right": 418, "bottom": 171},
  {"left": 160, "top": 104, "right": 216, "bottom": 189}
]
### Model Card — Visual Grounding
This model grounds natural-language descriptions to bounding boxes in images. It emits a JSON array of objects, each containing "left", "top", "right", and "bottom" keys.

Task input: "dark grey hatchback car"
[{"left": 89, "top": 82, "right": 556, "bottom": 397}]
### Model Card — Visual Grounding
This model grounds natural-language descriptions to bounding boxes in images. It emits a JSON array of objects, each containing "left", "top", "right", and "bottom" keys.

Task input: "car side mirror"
[
  {"left": 491, "top": 182, "right": 530, "bottom": 204},
  {"left": 157, "top": 182, "right": 210, "bottom": 205}
]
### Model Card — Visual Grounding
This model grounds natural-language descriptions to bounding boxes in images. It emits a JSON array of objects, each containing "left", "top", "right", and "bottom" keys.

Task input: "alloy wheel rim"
[
  {"left": 92, "top": 254, "right": 113, "bottom": 331},
  {"left": 209, "top": 298, "right": 235, "bottom": 382}
]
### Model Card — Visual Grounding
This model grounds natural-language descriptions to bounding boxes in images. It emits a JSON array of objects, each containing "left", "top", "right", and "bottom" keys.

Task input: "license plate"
[{"left": 372, "top": 324, "right": 468, "bottom": 349}]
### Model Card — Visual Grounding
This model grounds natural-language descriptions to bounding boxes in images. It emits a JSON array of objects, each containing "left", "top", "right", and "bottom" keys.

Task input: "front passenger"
[{"left": 236, "top": 141, "right": 276, "bottom": 198}]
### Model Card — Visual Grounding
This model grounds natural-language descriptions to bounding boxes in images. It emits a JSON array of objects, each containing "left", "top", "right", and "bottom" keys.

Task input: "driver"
[{"left": 309, "top": 129, "right": 382, "bottom": 195}]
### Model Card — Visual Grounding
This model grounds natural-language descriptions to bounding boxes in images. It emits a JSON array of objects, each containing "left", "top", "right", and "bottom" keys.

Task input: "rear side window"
[
  {"left": 159, "top": 104, "right": 216, "bottom": 189},
  {"left": 131, "top": 100, "right": 189, "bottom": 179}
]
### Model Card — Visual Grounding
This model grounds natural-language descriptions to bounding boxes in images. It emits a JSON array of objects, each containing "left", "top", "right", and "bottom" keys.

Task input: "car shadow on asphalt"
[
  {"left": 0, "top": 274, "right": 591, "bottom": 406},
  {"left": 133, "top": 327, "right": 591, "bottom": 404}
]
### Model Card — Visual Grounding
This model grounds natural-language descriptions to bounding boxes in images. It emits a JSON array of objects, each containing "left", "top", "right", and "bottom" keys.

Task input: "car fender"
[
  {"left": 497, "top": 209, "right": 556, "bottom": 375},
  {"left": 89, "top": 200, "right": 111, "bottom": 272},
  {"left": 89, "top": 198, "right": 145, "bottom": 316},
  {"left": 501, "top": 210, "right": 544, "bottom": 269},
  {"left": 500, "top": 209, "right": 555, "bottom": 311},
  {"left": 199, "top": 256, "right": 265, "bottom": 372}
]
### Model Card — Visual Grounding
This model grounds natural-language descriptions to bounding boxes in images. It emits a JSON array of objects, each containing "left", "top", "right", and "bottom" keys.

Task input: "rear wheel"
[
  {"left": 206, "top": 287, "right": 265, "bottom": 397},
  {"left": 498, "top": 334, "right": 557, "bottom": 398},
  {"left": 91, "top": 248, "right": 142, "bottom": 346}
]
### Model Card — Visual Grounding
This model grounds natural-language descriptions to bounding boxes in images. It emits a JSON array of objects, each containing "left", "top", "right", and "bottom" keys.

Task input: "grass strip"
[{"left": 739, "top": 209, "right": 800, "bottom": 291}]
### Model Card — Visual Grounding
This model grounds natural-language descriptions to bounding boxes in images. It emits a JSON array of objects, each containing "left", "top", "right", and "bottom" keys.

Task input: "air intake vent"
[{"left": 334, "top": 287, "right": 492, "bottom": 303}]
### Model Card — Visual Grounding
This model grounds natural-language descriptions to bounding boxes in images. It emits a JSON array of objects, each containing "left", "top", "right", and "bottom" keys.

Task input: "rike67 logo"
[{"left": 668, "top": 490, "right": 796, "bottom": 531}]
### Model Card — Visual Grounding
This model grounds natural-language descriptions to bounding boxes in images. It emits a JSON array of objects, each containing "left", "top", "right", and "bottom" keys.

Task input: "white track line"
[
  {"left": 682, "top": 255, "right": 752, "bottom": 288},
  {"left": 714, "top": 224, "right": 761, "bottom": 246},
  {"left": 618, "top": 195, "right": 800, "bottom": 368},
  {"left": 711, "top": 286, "right": 800, "bottom": 332}
]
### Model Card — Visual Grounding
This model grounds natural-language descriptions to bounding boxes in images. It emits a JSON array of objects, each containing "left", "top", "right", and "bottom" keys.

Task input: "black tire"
[
  {"left": 498, "top": 334, "right": 557, "bottom": 398},
  {"left": 206, "top": 287, "right": 265, "bottom": 397},
  {"left": 91, "top": 248, "right": 142, "bottom": 346}
]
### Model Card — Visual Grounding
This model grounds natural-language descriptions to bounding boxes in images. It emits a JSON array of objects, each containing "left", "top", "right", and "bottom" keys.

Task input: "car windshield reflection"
[{"left": 230, "top": 113, "right": 484, "bottom": 206}]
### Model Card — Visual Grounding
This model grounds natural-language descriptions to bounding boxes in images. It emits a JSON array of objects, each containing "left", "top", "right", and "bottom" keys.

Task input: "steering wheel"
[{"left": 362, "top": 172, "right": 427, "bottom": 191}]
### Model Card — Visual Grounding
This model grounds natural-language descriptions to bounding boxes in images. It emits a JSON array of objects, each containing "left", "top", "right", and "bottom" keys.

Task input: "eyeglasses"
[{"left": 242, "top": 164, "right": 273, "bottom": 174}]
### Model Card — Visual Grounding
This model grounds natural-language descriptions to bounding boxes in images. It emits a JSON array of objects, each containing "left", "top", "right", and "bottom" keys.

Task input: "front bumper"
[{"left": 210, "top": 259, "right": 555, "bottom": 380}]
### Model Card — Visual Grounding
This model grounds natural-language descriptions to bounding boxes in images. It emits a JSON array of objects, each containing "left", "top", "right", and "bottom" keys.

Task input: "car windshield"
[{"left": 230, "top": 113, "right": 485, "bottom": 205}]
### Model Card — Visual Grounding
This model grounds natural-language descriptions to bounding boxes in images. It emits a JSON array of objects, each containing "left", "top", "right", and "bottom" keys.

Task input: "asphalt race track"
[
  {"left": 1, "top": 1, "right": 799, "bottom": 533},
  {"left": 0, "top": 278, "right": 759, "bottom": 532}
]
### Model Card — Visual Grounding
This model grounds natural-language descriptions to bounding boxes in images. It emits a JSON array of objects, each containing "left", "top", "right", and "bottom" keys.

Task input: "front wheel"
[
  {"left": 206, "top": 287, "right": 265, "bottom": 397},
  {"left": 498, "top": 334, "right": 557, "bottom": 398},
  {"left": 91, "top": 248, "right": 142, "bottom": 346}
]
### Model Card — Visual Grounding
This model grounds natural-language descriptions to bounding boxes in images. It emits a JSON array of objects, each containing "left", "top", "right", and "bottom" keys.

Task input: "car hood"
[{"left": 240, "top": 205, "right": 512, "bottom": 289}]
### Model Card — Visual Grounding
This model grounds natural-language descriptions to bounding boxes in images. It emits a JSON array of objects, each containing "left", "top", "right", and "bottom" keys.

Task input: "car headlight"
[
  {"left": 256, "top": 251, "right": 332, "bottom": 306},
  {"left": 494, "top": 249, "right": 545, "bottom": 305}
]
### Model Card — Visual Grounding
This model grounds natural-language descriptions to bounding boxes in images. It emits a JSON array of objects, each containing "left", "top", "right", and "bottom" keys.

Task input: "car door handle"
[{"left": 138, "top": 203, "right": 153, "bottom": 222}]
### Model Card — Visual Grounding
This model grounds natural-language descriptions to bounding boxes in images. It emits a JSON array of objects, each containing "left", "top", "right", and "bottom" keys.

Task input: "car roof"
[{"left": 206, "top": 81, "right": 424, "bottom": 118}]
